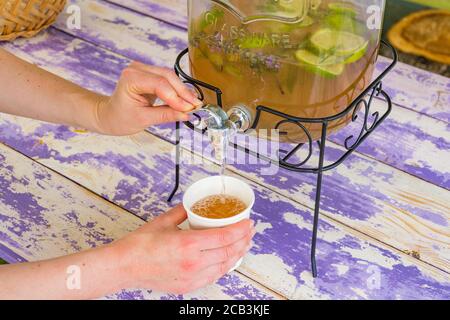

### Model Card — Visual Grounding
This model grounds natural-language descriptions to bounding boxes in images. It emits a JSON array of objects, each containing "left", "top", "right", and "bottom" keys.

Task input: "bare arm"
[
  {"left": 0, "top": 48, "right": 105, "bottom": 132},
  {"left": 0, "top": 206, "right": 254, "bottom": 299},
  {"left": 0, "top": 50, "right": 255, "bottom": 299},
  {"left": 0, "top": 245, "right": 123, "bottom": 300},
  {"left": 0, "top": 48, "right": 202, "bottom": 135}
]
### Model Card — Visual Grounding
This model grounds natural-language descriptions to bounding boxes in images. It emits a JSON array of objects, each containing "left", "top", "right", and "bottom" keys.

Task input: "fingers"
[
  {"left": 130, "top": 62, "right": 201, "bottom": 106},
  {"left": 154, "top": 204, "right": 188, "bottom": 229},
  {"left": 144, "top": 105, "right": 190, "bottom": 124},
  {"left": 187, "top": 219, "right": 255, "bottom": 251},
  {"left": 127, "top": 62, "right": 201, "bottom": 111},
  {"left": 155, "top": 251, "right": 242, "bottom": 295},
  {"left": 185, "top": 251, "right": 245, "bottom": 293},
  {"left": 199, "top": 228, "right": 254, "bottom": 268},
  {"left": 124, "top": 68, "right": 194, "bottom": 112}
]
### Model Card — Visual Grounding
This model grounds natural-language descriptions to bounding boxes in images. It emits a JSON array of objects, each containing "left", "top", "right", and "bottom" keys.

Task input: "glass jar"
[{"left": 188, "top": 0, "right": 385, "bottom": 142}]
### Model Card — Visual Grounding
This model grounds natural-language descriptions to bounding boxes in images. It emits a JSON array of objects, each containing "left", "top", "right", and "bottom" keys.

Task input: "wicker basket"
[{"left": 0, "top": 0, "right": 66, "bottom": 41}]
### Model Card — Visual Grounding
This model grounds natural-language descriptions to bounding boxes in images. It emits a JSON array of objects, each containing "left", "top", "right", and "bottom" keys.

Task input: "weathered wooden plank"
[
  {"left": 107, "top": 0, "right": 188, "bottom": 29},
  {"left": 1, "top": 25, "right": 449, "bottom": 272},
  {"left": 56, "top": 0, "right": 186, "bottom": 69},
  {"left": 51, "top": 0, "right": 450, "bottom": 189},
  {"left": 0, "top": 142, "right": 277, "bottom": 300},
  {"left": 375, "top": 57, "right": 450, "bottom": 123},
  {"left": 331, "top": 100, "right": 450, "bottom": 189},
  {"left": 106, "top": 0, "right": 450, "bottom": 123},
  {"left": 0, "top": 243, "right": 26, "bottom": 264},
  {"left": 0, "top": 113, "right": 448, "bottom": 299}
]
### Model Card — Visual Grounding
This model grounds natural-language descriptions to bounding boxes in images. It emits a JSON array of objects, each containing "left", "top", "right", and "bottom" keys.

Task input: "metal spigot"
[
  {"left": 188, "top": 104, "right": 228, "bottom": 130},
  {"left": 227, "top": 104, "right": 252, "bottom": 132},
  {"left": 189, "top": 103, "right": 252, "bottom": 132},
  {"left": 189, "top": 104, "right": 252, "bottom": 161}
]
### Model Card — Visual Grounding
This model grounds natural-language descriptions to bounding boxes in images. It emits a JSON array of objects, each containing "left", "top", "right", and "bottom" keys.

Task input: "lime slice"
[
  {"left": 295, "top": 49, "right": 341, "bottom": 66},
  {"left": 324, "top": 13, "right": 355, "bottom": 31},
  {"left": 344, "top": 40, "right": 368, "bottom": 63},
  {"left": 267, "top": 15, "right": 315, "bottom": 34},
  {"left": 315, "top": 64, "right": 345, "bottom": 77},
  {"left": 311, "top": 28, "right": 366, "bottom": 56},
  {"left": 295, "top": 49, "right": 344, "bottom": 77},
  {"left": 328, "top": 2, "right": 358, "bottom": 16}
]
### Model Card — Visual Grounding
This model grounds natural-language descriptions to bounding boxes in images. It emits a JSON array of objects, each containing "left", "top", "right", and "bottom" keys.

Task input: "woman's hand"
[
  {"left": 0, "top": 49, "right": 197, "bottom": 136},
  {"left": 114, "top": 205, "right": 256, "bottom": 294},
  {"left": 0, "top": 204, "right": 255, "bottom": 299},
  {"left": 94, "top": 61, "right": 203, "bottom": 136}
]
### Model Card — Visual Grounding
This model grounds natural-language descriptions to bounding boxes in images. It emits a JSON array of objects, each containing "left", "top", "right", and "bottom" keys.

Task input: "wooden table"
[{"left": 0, "top": 0, "right": 448, "bottom": 300}]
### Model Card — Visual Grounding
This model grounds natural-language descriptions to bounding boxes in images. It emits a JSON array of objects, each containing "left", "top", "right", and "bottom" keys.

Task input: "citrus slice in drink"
[
  {"left": 311, "top": 28, "right": 367, "bottom": 57},
  {"left": 314, "top": 63, "right": 345, "bottom": 78},
  {"left": 328, "top": 2, "right": 358, "bottom": 17},
  {"left": 324, "top": 12, "right": 355, "bottom": 31},
  {"left": 344, "top": 40, "right": 369, "bottom": 63},
  {"left": 295, "top": 49, "right": 340, "bottom": 66},
  {"left": 295, "top": 49, "right": 344, "bottom": 77}
]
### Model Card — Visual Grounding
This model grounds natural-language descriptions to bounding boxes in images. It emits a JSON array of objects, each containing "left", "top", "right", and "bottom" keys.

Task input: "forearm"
[
  {"left": 0, "top": 48, "right": 105, "bottom": 132},
  {"left": 0, "top": 245, "right": 128, "bottom": 300}
]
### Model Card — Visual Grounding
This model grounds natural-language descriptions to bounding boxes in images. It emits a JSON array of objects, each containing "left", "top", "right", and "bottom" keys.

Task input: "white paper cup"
[{"left": 183, "top": 175, "right": 255, "bottom": 271}]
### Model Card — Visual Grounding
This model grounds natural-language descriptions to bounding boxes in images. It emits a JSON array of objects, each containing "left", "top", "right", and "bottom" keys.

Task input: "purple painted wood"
[
  {"left": 0, "top": 244, "right": 27, "bottom": 264},
  {"left": 109, "top": 0, "right": 450, "bottom": 123},
  {"left": 0, "top": 119, "right": 448, "bottom": 299},
  {"left": 0, "top": 143, "right": 273, "bottom": 300},
  {"left": 1, "top": 28, "right": 448, "bottom": 271},
  {"left": 107, "top": 0, "right": 188, "bottom": 29},
  {"left": 330, "top": 109, "right": 450, "bottom": 189},
  {"left": 375, "top": 57, "right": 450, "bottom": 123}
]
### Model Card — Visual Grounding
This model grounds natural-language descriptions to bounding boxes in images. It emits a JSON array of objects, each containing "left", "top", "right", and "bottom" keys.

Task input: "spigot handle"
[
  {"left": 188, "top": 104, "right": 228, "bottom": 129},
  {"left": 227, "top": 104, "right": 252, "bottom": 132},
  {"left": 188, "top": 103, "right": 252, "bottom": 133}
]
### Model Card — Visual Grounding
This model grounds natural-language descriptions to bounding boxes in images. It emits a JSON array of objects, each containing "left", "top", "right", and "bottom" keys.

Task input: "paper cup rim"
[{"left": 183, "top": 175, "right": 255, "bottom": 223}]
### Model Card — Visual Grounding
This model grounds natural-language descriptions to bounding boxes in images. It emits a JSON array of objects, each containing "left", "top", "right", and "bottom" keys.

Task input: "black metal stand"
[{"left": 168, "top": 41, "right": 398, "bottom": 278}]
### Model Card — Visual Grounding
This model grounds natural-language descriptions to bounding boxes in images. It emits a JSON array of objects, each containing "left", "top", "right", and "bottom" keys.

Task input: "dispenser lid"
[{"left": 212, "top": 0, "right": 317, "bottom": 24}]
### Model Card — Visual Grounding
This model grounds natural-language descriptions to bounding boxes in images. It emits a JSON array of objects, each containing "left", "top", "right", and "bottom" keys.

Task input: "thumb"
[
  {"left": 156, "top": 204, "right": 188, "bottom": 229},
  {"left": 147, "top": 106, "right": 189, "bottom": 125}
]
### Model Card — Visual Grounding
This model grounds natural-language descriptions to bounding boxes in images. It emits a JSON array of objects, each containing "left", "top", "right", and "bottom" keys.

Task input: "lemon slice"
[{"left": 311, "top": 28, "right": 367, "bottom": 56}]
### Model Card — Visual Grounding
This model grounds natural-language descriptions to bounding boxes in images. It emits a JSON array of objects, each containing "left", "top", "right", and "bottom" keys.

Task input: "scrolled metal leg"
[
  {"left": 171, "top": 45, "right": 398, "bottom": 278},
  {"left": 168, "top": 121, "right": 181, "bottom": 202},
  {"left": 311, "top": 122, "right": 328, "bottom": 278}
]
